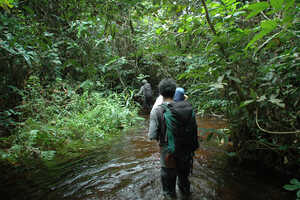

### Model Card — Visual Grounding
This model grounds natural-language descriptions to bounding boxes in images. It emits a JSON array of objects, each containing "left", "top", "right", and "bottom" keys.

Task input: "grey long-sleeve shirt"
[{"left": 148, "top": 102, "right": 170, "bottom": 167}]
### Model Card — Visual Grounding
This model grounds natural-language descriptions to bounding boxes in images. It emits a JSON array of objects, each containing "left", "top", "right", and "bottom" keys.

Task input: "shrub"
[{"left": 0, "top": 82, "right": 143, "bottom": 167}]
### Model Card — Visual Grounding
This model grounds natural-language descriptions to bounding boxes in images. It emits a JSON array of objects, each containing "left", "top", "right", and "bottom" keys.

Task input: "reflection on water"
[{"left": 1, "top": 117, "right": 294, "bottom": 200}]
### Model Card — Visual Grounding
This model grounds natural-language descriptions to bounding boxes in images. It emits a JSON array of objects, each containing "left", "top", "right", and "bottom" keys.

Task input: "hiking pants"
[
  {"left": 143, "top": 95, "right": 152, "bottom": 110},
  {"left": 161, "top": 166, "right": 191, "bottom": 197}
]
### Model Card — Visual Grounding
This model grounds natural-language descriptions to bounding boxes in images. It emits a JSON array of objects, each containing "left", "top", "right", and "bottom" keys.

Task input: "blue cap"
[{"left": 174, "top": 87, "right": 185, "bottom": 102}]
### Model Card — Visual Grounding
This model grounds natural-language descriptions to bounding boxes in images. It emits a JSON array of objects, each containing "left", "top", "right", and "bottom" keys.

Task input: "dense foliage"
[
  {"left": 0, "top": 75, "right": 141, "bottom": 166},
  {"left": 0, "top": 0, "right": 299, "bottom": 195}
]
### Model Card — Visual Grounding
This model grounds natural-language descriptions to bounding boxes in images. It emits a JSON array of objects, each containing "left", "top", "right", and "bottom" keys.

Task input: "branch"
[
  {"left": 256, "top": 0, "right": 271, "bottom": 20},
  {"left": 256, "top": 108, "right": 300, "bottom": 134},
  {"left": 200, "top": 0, "right": 247, "bottom": 103},
  {"left": 253, "top": 31, "right": 282, "bottom": 58},
  {"left": 200, "top": 0, "right": 226, "bottom": 58},
  {"left": 129, "top": 19, "right": 135, "bottom": 34},
  {"left": 200, "top": 0, "right": 217, "bottom": 35}
]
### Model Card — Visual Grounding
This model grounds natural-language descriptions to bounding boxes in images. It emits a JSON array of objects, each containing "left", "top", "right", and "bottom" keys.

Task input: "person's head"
[
  {"left": 142, "top": 79, "right": 148, "bottom": 84},
  {"left": 173, "top": 87, "right": 185, "bottom": 102},
  {"left": 158, "top": 78, "right": 177, "bottom": 99}
]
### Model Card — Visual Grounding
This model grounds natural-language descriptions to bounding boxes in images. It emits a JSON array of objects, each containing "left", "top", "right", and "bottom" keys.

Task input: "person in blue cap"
[{"left": 173, "top": 87, "right": 188, "bottom": 102}]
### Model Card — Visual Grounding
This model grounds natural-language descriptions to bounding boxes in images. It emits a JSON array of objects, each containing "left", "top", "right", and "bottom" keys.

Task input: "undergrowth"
[{"left": 0, "top": 77, "right": 143, "bottom": 167}]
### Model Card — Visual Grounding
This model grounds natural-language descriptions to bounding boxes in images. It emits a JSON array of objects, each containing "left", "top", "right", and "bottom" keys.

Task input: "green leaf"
[
  {"left": 226, "top": 152, "right": 237, "bottom": 157},
  {"left": 297, "top": 190, "right": 300, "bottom": 198},
  {"left": 44, "top": 32, "right": 54, "bottom": 37},
  {"left": 210, "top": 83, "right": 224, "bottom": 89},
  {"left": 291, "top": 179, "right": 300, "bottom": 185},
  {"left": 246, "top": 20, "right": 277, "bottom": 49},
  {"left": 250, "top": 89, "right": 257, "bottom": 98},
  {"left": 178, "top": 27, "right": 185, "bottom": 33},
  {"left": 240, "top": 100, "right": 254, "bottom": 107},
  {"left": 284, "top": 184, "right": 299, "bottom": 191},
  {"left": 156, "top": 27, "right": 163, "bottom": 35},
  {"left": 23, "top": 54, "right": 32, "bottom": 66},
  {"left": 284, "top": 0, "right": 295, "bottom": 10},
  {"left": 233, "top": 11, "right": 246, "bottom": 17},
  {"left": 246, "top": 2, "right": 269, "bottom": 19},
  {"left": 0, "top": 0, "right": 14, "bottom": 9},
  {"left": 279, "top": 145, "right": 288, "bottom": 151},
  {"left": 217, "top": 75, "right": 224, "bottom": 83},
  {"left": 228, "top": 76, "right": 241, "bottom": 83},
  {"left": 282, "top": 14, "right": 293, "bottom": 27},
  {"left": 270, "top": 0, "right": 284, "bottom": 10},
  {"left": 261, "top": 20, "right": 277, "bottom": 31},
  {"left": 206, "top": 132, "right": 214, "bottom": 141},
  {"left": 268, "top": 96, "right": 285, "bottom": 108},
  {"left": 23, "top": 6, "right": 35, "bottom": 15},
  {"left": 187, "top": 16, "right": 193, "bottom": 22}
]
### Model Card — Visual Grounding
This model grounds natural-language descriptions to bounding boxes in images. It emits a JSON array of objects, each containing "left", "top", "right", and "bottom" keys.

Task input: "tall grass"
[{"left": 0, "top": 78, "right": 143, "bottom": 166}]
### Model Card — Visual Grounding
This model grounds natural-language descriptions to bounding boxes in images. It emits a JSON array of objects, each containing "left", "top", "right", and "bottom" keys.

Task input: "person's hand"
[{"left": 184, "top": 95, "right": 189, "bottom": 101}]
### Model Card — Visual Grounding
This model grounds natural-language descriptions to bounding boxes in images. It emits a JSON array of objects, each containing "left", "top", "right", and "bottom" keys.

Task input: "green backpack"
[{"left": 160, "top": 101, "right": 199, "bottom": 156}]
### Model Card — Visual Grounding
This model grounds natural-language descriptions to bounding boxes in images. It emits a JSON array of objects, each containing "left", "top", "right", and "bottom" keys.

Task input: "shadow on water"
[{"left": 1, "top": 116, "right": 294, "bottom": 200}]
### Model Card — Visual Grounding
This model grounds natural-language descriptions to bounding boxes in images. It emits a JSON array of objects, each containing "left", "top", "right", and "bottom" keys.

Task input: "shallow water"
[{"left": 1, "top": 117, "right": 294, "bottom": 200}]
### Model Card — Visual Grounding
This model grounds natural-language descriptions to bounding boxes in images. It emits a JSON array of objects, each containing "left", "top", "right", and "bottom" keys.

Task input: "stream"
[{"left": 1, "top": 116, "right": 294, "bottom": 200}]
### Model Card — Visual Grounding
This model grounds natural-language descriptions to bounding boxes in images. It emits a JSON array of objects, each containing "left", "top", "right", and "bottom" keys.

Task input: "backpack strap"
[
  {"left": 157, "top": 104, "right": 167, "bottom": 145},
  {"left": 160, "top": 103, "right": 176, "bottom": 153}
]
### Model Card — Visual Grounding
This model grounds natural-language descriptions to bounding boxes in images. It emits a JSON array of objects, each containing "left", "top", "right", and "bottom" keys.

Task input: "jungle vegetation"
[{"left": 0, "top": 0, "right": 299, "bottom": 196}]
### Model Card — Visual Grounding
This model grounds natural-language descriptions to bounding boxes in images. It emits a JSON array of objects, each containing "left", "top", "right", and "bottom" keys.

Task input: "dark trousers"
[
  {"left": 161, "top": 165, "right": 191, "bottom": 197},
  {"left": 143, "top": 96, "right": 152, "bottom": 110}
]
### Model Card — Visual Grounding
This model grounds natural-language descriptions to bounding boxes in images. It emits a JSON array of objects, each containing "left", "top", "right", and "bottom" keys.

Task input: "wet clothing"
[
  {"left": 137, "top": 82, "right": 152, "bottom": 110},
  {"left": 148, "top": 102, "right": 197, "bottom": 197},
  {"left": 161, "top": 164, "right": 191, "bottom": 197}
]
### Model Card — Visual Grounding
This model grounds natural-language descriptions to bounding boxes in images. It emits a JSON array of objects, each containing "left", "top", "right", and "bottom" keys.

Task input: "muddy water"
[{"left": 2, "top": 117, "right": 294, "bottom": 200}]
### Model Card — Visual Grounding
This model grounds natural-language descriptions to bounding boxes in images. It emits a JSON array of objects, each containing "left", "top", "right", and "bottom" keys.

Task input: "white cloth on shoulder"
[{"left": 151, "top": 95, "right": 163, "bottom": 112}]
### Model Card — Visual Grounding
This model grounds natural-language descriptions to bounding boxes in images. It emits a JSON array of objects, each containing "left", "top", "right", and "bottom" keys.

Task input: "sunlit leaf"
[
  {"left": 284, "top": 0, "right": 295, "bottom": 10},
  {"left": 270, "top": 0, "right": 284, "bottom": 10},
  {"left": 257, "top": 95, "right": 267, "bottom": 102},
  {"left": 178, "top": 27, "right": 185, "bottom": 33},
  {"left": 246, "top": 2, "right": 269, "bottom": 19},
  {"left": 210, "top": 83, "right": 224, "bottom": 89},
  {"left": 187, "top": 16, "right": 193, "bottom": 22},
  {"left": 217, "top": 75, "right": 224, "bottom": 83},
  {"left": 246, "top": 20, "right": 277, "bottom": 49},
  {"left": 261, "top": 20, "right": 277, "bottom": 31},
  {"left": 240, "top": 100, "right": 254, "bottom": 107},
  {"left": 268, "top": 98, "right": 285, "bottom": 108},
  {"left": 156, "top": 27, "right": 163, "bottom": 34}
]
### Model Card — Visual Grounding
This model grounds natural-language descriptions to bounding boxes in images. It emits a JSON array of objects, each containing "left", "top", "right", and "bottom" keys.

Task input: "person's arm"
[
  {"left": 136, "top": 85, "right": 144, "bottom": 96},
  {"left": 148, "top": 108, "right": 159, "bottom": 140}
]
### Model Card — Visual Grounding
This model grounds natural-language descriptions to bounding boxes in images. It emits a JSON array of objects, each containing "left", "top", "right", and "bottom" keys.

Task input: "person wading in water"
[
  {"left": 148, "top": 78, "right": 199, "bottom": 200},
  {"left": 136, "top": 79, "right": 153, "bottom": 112}
]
